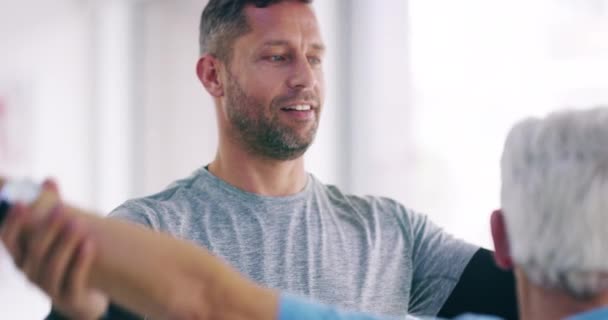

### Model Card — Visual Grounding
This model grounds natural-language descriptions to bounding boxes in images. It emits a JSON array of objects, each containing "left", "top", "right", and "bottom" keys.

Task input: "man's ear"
[
  {"left": 196, "top": 54, "right": 224, "bottom": 97},
  {"left": 491, "top": 209, "right": 514, "bottom": 270}
]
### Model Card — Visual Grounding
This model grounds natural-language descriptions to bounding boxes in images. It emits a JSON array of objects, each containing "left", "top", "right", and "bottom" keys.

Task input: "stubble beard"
[{"left": 224, "top": 73, "right": 319, "bottom": 161}]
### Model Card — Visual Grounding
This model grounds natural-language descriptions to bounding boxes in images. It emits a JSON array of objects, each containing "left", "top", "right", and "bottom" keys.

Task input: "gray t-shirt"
[{"left": 109, "top": 167, "right": 477, "bottom": 317}]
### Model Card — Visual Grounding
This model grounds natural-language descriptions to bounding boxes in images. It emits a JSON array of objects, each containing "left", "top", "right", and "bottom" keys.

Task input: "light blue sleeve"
[
  {"left": 565, "top": 307, "right": 608, "bottom": 320},
  {"left": 278, "top": 294, "right": 402, "bottom": 320},
  {"left": 451, "top": 314, "right": 503, "bottom": 320}
]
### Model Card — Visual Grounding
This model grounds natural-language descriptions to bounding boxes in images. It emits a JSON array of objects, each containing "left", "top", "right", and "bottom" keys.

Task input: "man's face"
[{"left": 221, "top": 1, "right": 325, "bottom": 160}]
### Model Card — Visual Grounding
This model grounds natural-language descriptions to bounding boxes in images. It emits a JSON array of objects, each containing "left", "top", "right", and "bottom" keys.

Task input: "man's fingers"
[
  {"left": 23, "top": 206, "right": 67, "bottom": 288},
  {"left": 1, "top": 177, "right": 63, "bottom": 264},
  {"left": 64, "top": 237, "right": 96, "bottom": 300},
  {"left": 0, "top": 203, "right": 30, "bottom": 265},
  {"left": 31, "top": 191, "right": 61, "bottom": 224},
  {"left": 45, "top": 221, "right": 86, "bottom": 298},
  {"left": 41, "top": 179, "right": 60, "bottom": 195}
]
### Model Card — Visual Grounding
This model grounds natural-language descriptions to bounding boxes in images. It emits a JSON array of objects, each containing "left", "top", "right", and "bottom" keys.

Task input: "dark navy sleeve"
[{"left": 438, "top": 248, "right": 518, "bottom": 320}]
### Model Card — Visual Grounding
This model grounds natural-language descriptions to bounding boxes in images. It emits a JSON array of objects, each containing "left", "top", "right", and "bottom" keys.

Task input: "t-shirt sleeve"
[
  {"left": 407, "top": 210, "right": 478, "bottom": 316},
  {"left": 107, "top": 200, "right": 159, "bottom": 230},
  {"left": 437, "top": 248, "right": 517, "bottom": 320}
]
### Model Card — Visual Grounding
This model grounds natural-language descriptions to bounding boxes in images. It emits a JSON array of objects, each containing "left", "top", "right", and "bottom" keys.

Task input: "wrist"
[{"left": 214, "top": 279, "right": 279, "bottom": 320}]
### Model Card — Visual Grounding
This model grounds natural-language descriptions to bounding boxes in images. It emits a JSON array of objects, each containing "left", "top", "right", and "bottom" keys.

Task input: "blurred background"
[{"left": 1, "top": 0, "right": 607, "bottom": 318}]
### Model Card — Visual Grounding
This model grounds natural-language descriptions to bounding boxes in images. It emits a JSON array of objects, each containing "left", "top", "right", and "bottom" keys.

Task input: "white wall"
[
  {"left": 131, "top": 0, "right": 216, "bottom": 196},
  {"left": 347, "top": 0, "right": 415, "bottom": 198},
  {"left": 405, "top": 0, "right": 608, "bottom": 246},
  {"left": 0, "top": 1, "right": 93, "bottom": 318}
]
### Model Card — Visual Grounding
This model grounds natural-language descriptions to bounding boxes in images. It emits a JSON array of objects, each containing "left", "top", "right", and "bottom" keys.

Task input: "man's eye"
[
  {"left": 308, "top": 56, "right": 322, "bottom": 65},
  {"left": 268, "top": 55, "right": 286, "bottom": 62}
]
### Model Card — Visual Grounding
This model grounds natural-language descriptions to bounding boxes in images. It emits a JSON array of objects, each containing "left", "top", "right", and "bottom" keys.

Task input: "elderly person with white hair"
[
  {"left": 1, "top": 107, "right": 607, "bottom": 320},
  {"left": 489, "top": 107, "right": 608, "bottom": 320}
]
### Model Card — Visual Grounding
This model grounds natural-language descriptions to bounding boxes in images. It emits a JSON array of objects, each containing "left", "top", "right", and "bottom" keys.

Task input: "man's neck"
[
  {"left": 517, "top": 270, "right": 608, "bottom": 320},
  {"left": 208, "top": 145, "right": 308, "bottom": 197}
]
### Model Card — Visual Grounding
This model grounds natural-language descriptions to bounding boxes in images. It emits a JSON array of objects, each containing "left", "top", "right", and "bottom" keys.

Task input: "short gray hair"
[
  {"left": 199, "top": 0, "right": 313, "bottom": 62},
  {"left": 501, "top": 107, "right": 608, "bottom": 298}
]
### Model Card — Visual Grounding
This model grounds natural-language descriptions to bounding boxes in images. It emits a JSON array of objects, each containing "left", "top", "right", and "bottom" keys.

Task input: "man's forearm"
[
  {"left": 20, "top": 187, "right": 278, "bottom": 320},
  {"left": 77, "top": 211, "right": 279, "bottom": 319}
]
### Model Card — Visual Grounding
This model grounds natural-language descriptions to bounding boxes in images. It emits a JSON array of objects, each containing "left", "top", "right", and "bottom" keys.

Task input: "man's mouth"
[
  {"left": 281, "top": 104, "right": 312, "bottom": 111},
  {"left": 279, "top": 104, "right": 316, "bottom": 121}
]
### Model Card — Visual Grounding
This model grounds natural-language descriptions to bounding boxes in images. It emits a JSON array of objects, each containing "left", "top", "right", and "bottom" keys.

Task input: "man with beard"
[{"left": 15, "top": 0, "right": 516, "bottom": 319}]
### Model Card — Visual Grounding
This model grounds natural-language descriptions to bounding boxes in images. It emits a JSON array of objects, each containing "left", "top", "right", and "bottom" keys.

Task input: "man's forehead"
[{"left": 244, "top": 2, "right": 322, "bottom": 38}]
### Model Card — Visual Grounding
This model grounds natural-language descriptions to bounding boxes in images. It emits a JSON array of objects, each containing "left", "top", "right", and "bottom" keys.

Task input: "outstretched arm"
[{"left": 0, "top": 180, "right": 278, "bottom": 320}]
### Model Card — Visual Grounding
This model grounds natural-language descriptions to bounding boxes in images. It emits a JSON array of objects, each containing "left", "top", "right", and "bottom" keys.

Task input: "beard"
[{"left": 224, "top": 72, "right": 319, "bottom": 160}]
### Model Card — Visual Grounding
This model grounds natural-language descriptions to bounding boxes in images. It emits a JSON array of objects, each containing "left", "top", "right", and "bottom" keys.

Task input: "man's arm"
[
  {"left": 407, "top": 209, "right": 517, "bottom": 318},
  {"left": 85, "top": 209, "right": 279, "bottom": 319},
  {"left": 1, "top": 181, "right": 278, "bottom": 320},
  {"left": 438, "top": 248, "right": 518, "bottom": 320}
]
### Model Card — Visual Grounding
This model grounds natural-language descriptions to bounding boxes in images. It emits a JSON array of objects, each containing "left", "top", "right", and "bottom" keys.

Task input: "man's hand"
[{"left": 0, "top": 179, "right": 109, "bottom": 320}]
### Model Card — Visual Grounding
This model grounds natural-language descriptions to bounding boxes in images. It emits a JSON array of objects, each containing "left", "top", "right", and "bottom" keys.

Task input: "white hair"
[{"left": 501, "top": 107, "right": 608, "bottom": 299}]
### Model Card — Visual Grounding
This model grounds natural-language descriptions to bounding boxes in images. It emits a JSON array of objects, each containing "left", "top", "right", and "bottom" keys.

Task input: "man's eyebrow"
[
  {"left": 261, "top": 40, "right": 326, "bottom": 52},
  {"left": 311, "top": 43, "right": 326, "bottom": 52}
]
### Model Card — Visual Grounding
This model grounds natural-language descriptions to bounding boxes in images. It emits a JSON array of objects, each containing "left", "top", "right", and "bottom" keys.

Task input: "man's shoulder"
[{"left": 108, "top": 168, "right": 210, "bottom": 224}]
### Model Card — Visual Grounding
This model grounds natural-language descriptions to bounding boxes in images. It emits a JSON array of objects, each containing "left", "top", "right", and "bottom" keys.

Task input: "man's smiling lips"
[
  {"left": 282, "top": 104, "right": 312, "bottom": 111},
  {"left": 280, "top": 103, "right": 316, "bottom": 120}
]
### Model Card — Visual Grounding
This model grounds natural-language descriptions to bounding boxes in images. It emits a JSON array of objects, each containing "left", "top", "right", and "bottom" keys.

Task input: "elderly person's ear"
[{"left": 491, "top": 209, "right": 513, "bottom": 270}]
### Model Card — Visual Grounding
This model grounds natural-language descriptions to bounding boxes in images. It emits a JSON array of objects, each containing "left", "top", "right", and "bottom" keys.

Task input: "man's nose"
[{"left": 286, "top": 56, "right": 317, "bottom": 90}]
